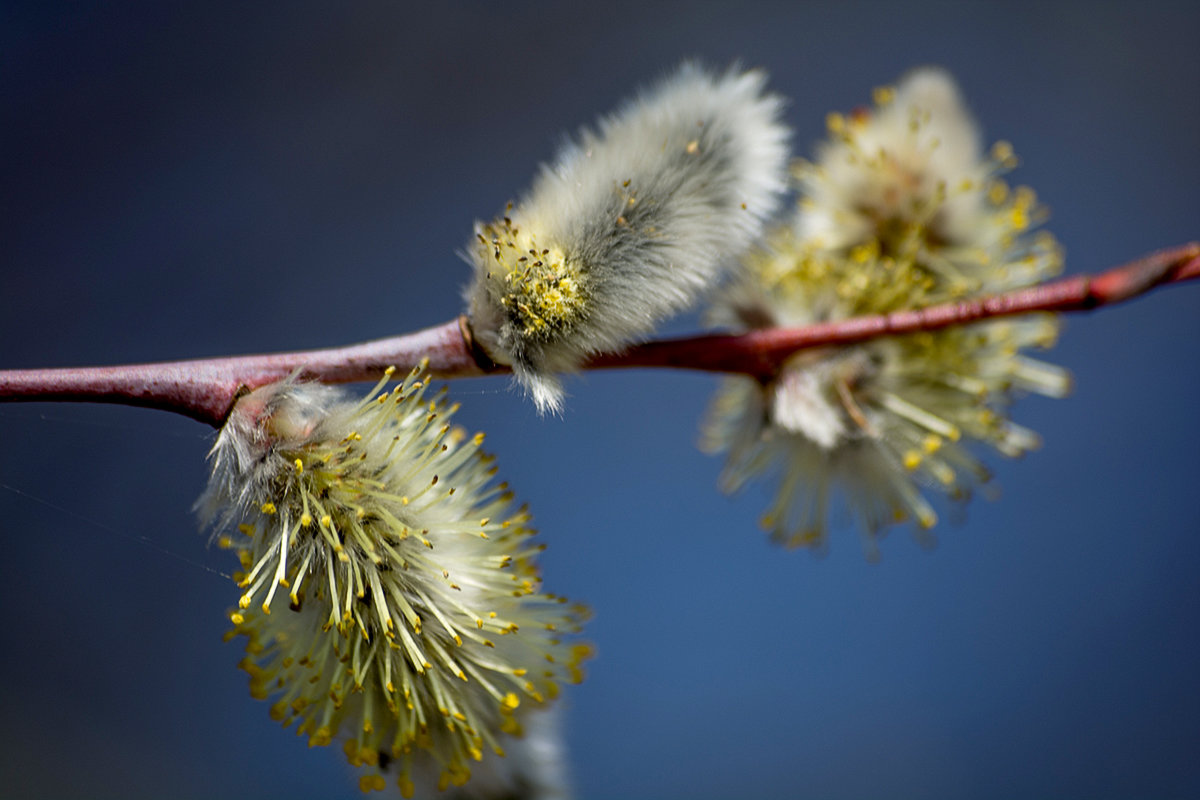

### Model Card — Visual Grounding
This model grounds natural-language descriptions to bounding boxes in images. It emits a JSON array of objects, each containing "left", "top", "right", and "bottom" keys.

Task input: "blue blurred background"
[{"left": 1, "top": 2, "right": 1197, "bottom": 798}]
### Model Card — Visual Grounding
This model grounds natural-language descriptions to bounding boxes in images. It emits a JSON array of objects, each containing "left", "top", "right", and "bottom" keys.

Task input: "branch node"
[{"left": 458, "top": 315, "right": 499, "bottom": 374}]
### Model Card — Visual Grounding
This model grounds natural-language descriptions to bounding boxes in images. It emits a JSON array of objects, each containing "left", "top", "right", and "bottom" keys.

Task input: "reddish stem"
[
  {"left": 1, "top": 243, "right": 1196, "bottom": 427},
  {"left": 600, "top": 243, "right": 1200, "bottom": 378},
  {"left": 0, "top": 319, "right": 482, "bottom": 426}
]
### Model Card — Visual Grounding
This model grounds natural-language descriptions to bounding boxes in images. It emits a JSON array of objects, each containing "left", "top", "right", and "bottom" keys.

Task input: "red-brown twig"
[
  {"left": 0, "top": 319, "right": 483, "bottom": 426},
  {"left": 1, "top": 243, "right": 1196, "bottom": 427},
  {"left": 596, "top": 242, "right": 1200, "bottom": 378}
]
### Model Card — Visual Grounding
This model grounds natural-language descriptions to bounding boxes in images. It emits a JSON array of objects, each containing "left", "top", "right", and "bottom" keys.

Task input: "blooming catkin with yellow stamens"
[
  {"left": 199, "top": 365, "right": 591, "bottom": 796},
  {"left": 466, "top": 62, "right": 790, "bottom": 413},
  {"left": 796, "top": 67, "right": 1060, "bottom": 295},
  {"left": 703, "top": 68, "right": 1070, "bottom": 556}
]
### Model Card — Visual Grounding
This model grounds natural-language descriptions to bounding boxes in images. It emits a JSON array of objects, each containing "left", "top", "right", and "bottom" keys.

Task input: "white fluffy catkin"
[{"left": 466, "top": 63, "right": 790, "bottom": 412}]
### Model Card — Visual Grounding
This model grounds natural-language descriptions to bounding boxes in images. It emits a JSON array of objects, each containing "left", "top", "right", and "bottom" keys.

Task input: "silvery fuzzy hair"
[{"left": 466, "top": 62, "right": 790, "bottom": 413}]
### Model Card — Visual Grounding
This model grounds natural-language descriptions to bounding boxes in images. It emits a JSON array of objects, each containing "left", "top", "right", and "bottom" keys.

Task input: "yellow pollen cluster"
[
  {"left": 476, "top": 216, "right": 585, "bottom": 340},
  {"left": 801, "top": 78, "right": 1062, "bottom": 298}
]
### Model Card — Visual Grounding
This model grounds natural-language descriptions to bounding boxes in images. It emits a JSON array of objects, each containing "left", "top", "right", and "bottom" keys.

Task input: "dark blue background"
[{"left": 1, "top": 2, "right": 1197, "bottom": 798}]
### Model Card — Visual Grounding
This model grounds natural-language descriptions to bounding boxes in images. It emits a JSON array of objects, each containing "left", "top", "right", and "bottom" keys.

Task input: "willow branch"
[
  {"left": 595, "top": 242, "right": 1200, "bottom": 378},
  {"left": 1, "top": 243, "right": 1196, "bottom": 427},
  {"left": 0, "top": 319, "right": 484, "bottom": 427}
]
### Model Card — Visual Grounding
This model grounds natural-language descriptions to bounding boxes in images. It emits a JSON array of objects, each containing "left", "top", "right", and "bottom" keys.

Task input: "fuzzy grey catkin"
[{"left": 466, "top": 63, "right": 790, "bottom": 412}]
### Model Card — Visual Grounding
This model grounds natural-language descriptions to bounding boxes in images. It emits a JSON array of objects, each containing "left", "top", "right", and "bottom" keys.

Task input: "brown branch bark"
[{"left": 1, "top": 243, "right": 1196, "bottom": 427}]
